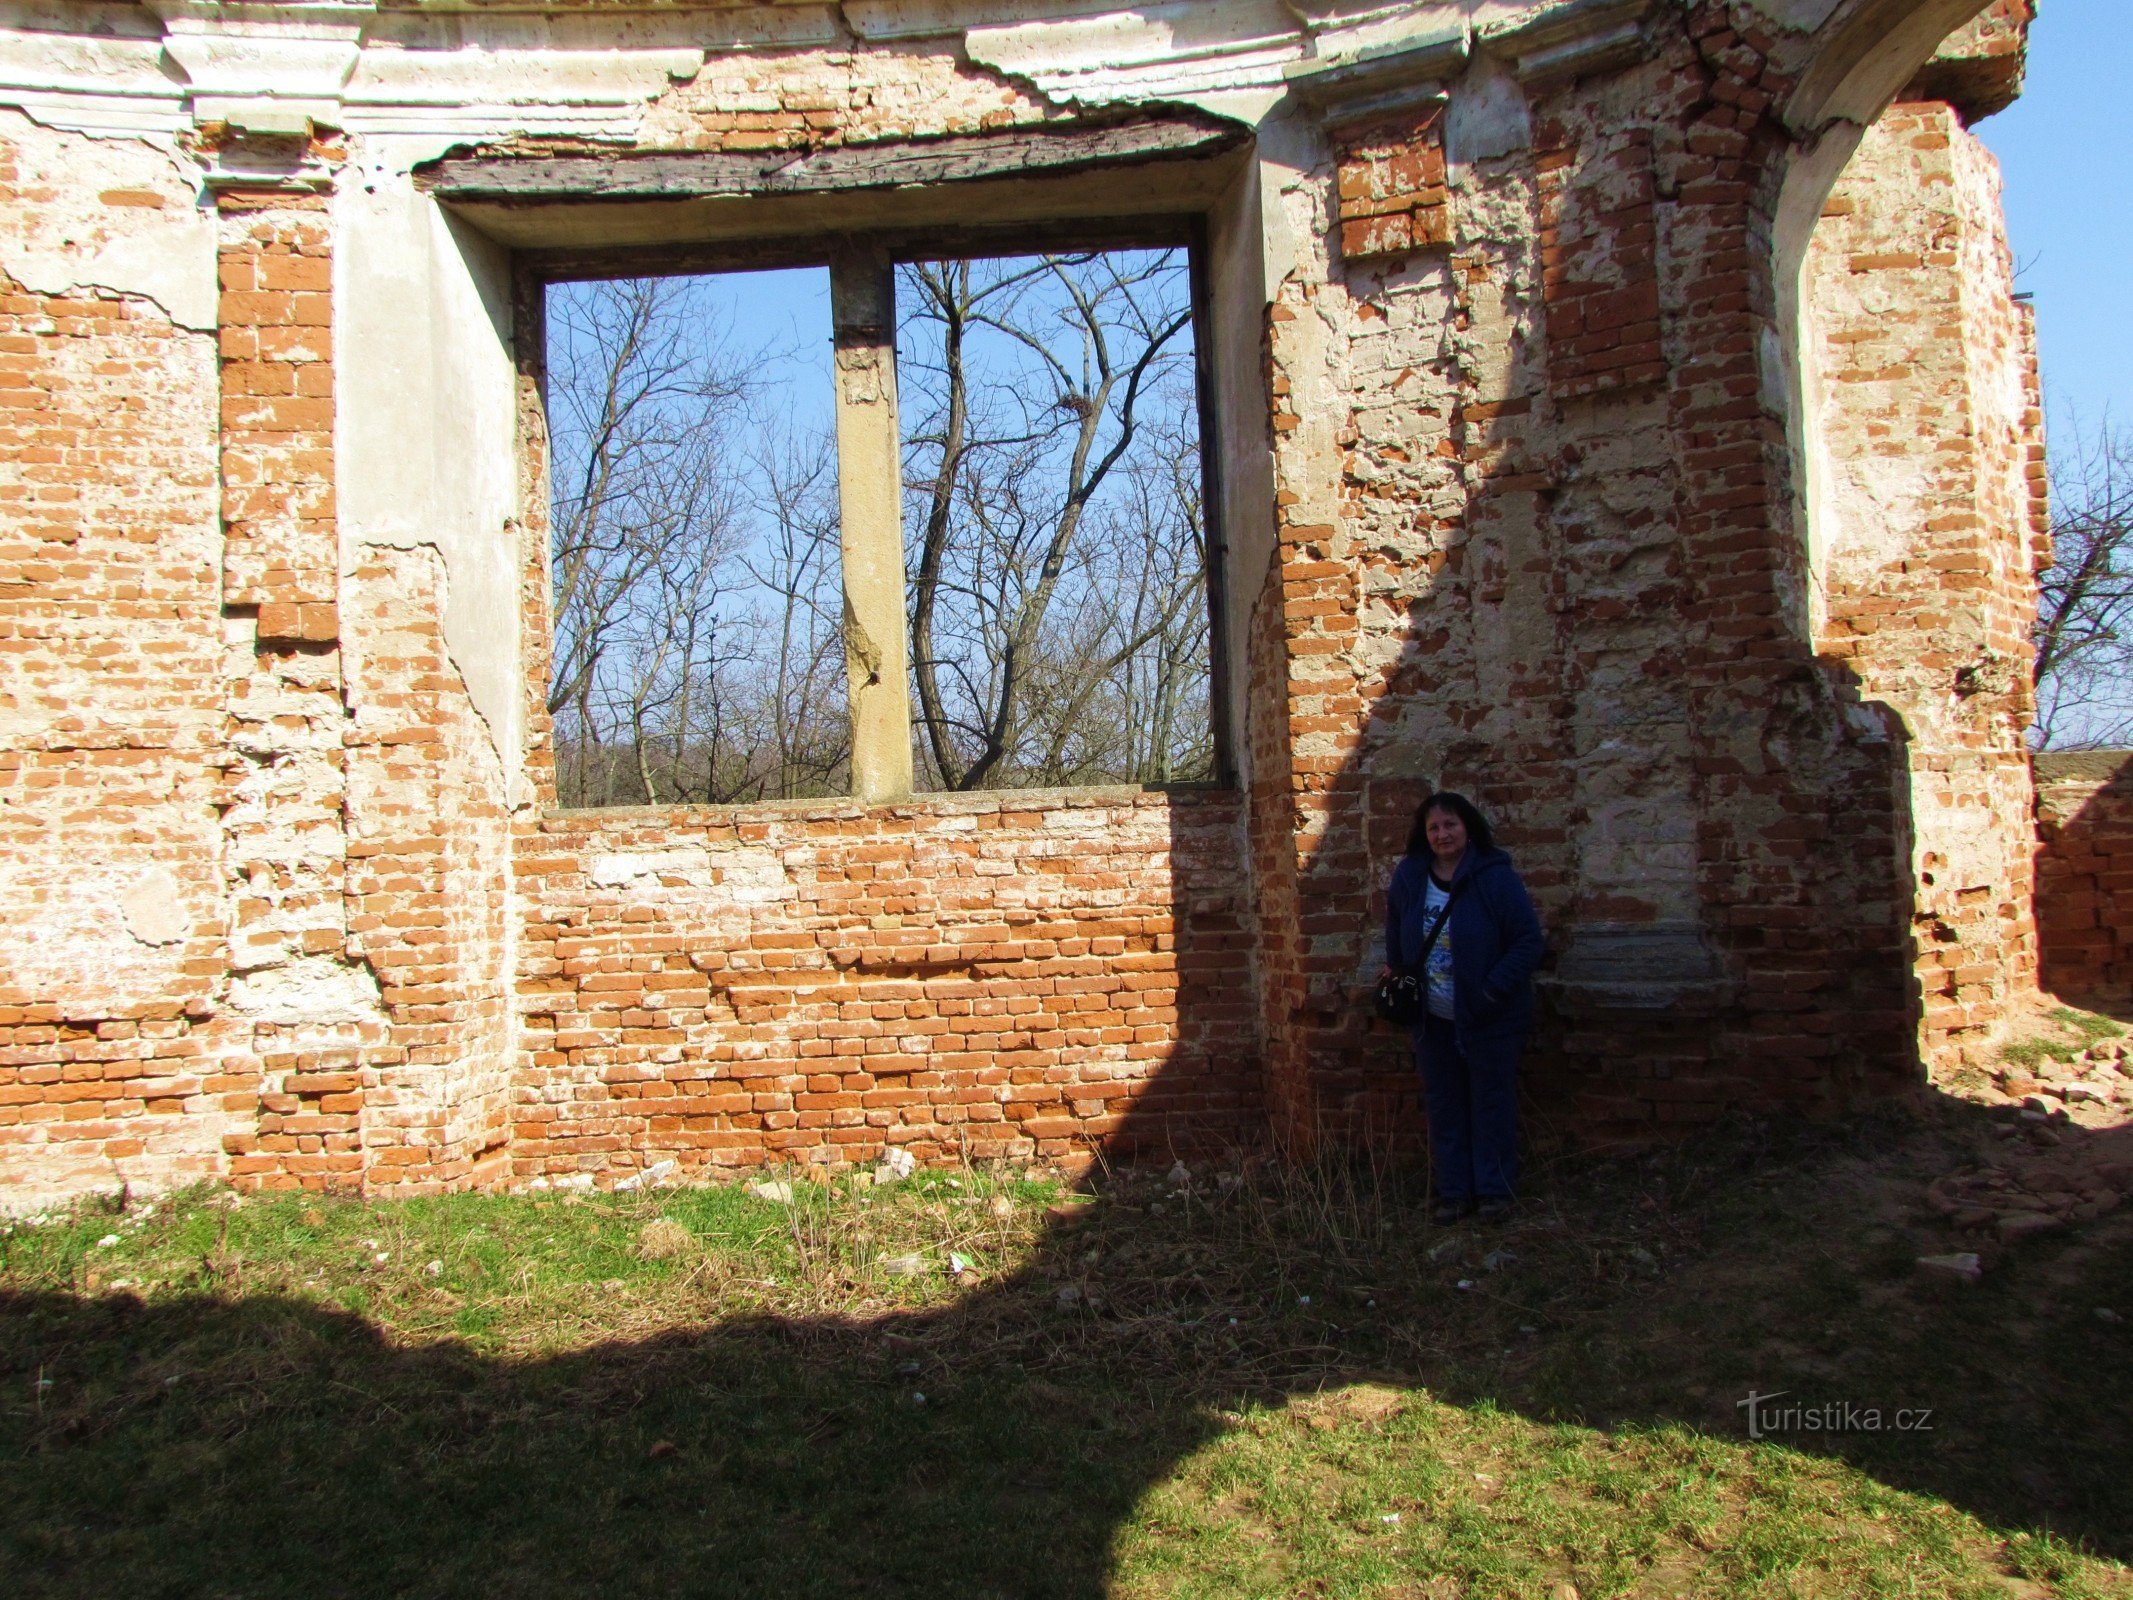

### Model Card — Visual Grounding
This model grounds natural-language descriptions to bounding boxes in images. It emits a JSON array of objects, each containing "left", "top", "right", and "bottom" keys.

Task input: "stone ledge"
[{"left": 1541, "top": 923, "right": 1736, "bottom": 1016}]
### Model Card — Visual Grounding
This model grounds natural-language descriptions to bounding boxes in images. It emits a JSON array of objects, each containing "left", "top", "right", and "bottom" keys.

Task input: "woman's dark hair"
[{"left": 1406, "top": 791, "right": 1495, "bottom": 858}]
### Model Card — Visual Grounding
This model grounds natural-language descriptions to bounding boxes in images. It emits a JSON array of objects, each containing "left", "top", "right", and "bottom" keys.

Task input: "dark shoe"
[
  {"left": 1431, "top": 1198, "right": 1471, "bottom": 1226},
  {"left": 1475, "top": 1197, "right": 1514, "bottom": 1224}
]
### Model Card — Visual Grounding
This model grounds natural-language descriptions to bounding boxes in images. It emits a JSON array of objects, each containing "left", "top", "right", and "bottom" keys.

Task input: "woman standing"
[{"left": 1382, "top": 792, "right": 1545, "bottom": 1224}]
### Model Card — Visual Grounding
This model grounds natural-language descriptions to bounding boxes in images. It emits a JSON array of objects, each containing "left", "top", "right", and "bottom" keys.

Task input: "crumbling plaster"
[
  {"left": 0, "top": 107, "right": 215, "bottom": 330},
  {"left": 0, "top": 0, "right": 2058, "bottom": 1206}
]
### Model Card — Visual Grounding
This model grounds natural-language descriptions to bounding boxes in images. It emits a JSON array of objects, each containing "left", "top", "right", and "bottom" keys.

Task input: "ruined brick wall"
[
  {"left": 1253, "top": 10, "right": 1939, "bottom": 1143},
  {"left": 514, "top": 790, "right": 1258, "bottom": 1180},
  {"left": 2034, "top": 752, "right": 2133, "bottom": 1002},
  {"left": 0, "top": 0, "right": 2065, "bottom": 1205},
  {"left": 0, "top": 129, "right": 232, "bottom": 1209},
  {"left": 500, "top": 45, "right": 1256, "bottom": 1180},
  {"left": 1803, "top": 98, "right": 2048, "bottom": 1072},
  {"left": 0, "top": 118, "right": 518, "bottom": 1203}
]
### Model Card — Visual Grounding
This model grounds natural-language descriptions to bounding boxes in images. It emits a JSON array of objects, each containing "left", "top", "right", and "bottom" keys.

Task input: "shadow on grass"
[{"left": 4, "top": 1096, "right": 2131, "bottom": 1597}]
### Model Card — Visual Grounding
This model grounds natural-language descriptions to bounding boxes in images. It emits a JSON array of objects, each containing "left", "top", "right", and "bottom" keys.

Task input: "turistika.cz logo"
[{"left": 1736, "top": 1390, "right": 1935, "bottom": 1440}]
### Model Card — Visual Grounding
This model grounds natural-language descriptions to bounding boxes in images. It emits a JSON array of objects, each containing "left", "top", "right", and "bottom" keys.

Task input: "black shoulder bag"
[{"left": 1374, "top": 876, "right": 1464, "bottom": 1026}]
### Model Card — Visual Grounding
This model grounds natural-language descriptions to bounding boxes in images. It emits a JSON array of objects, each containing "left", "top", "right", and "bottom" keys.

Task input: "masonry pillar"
[
  {"left": 212, "top": 171, "right": 384, "bottom": 1190},
  {"left": 830, "top": 249, "right": 914, "bottom": 803},
  {"left": 1801, "top": 25, "right": 2049, "bottom": 1074}
]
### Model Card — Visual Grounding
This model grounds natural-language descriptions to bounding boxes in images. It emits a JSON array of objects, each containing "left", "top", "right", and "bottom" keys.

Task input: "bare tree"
[
  {"left": 2035, "top": 412, "right": 2133, "bottom": 749},
  {"left": 900, "top": 249, "right": 1211, "bottom": 790},
  {"left": 721, "top": 419, "right": 850, "bottom": 800},
  {"left": 547, "top": 274, "right": 849, "bottom": 807},
  {"left": 546, "top": 253, "right": 1215, "bottom": 809}
]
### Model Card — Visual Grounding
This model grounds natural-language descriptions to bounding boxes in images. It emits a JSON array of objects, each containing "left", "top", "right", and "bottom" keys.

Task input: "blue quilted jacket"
[{"left": 1385, "top": 846, "right": 1546, "bottom": 1041}]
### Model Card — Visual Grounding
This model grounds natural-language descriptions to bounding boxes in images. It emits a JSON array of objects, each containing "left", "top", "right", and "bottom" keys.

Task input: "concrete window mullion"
[{"left": 830, "top": 249, "right": 915, "bottom": 803}]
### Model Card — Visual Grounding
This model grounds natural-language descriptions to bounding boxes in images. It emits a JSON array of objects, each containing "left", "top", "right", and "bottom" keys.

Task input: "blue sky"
[{"left": 1975, "top": 0, "right": 2133, "bottom": 451}]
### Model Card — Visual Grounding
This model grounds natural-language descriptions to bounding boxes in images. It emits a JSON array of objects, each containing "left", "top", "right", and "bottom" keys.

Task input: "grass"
[{"left": 4, "top": 1105, "right": 2132, "bottom": 1599}]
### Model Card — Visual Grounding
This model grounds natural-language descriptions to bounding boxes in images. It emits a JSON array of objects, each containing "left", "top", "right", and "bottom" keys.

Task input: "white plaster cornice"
[
  {"left": 0, "top": 0, "right": 1674, "bottom": 153},
  {"left": 1283, "top": 21, "right": 1466, "bottom": 128},
  {"left": 959, "top": 0, "right": 1308, "bottom": 123},
  {"left": 1476, "top": 0, "right": 1656, "bottom": 84},
  {"left": 147, "top": 0, "right": 372, "bottom": 129}
]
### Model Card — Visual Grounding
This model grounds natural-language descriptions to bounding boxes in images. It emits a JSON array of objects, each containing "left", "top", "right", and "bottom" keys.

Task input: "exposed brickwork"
[
  {"left": 640, "top": 44, "right": 1057, "bottom": 153},
  {"left": 0, "top": 243, "right": 231, "bottom": 1205},
  {"left": 208, "top": 188, "right": 375, "bottom": 1192},
  {"left": 1537, "top": 126, "right": 1662, "bottom": 398},
  {"left": 1906, "top": 0, "right": 2035, "bottom": 122},
  {"left": 1334, "top": 106, "right": 1452, "bottom": 263},
  {"left": 514, "top": 791, "right": 1259, "bottom": 1179},
  {"left": 0, "top": 2, "right": 2079, "bottom": 1206},
  {"left": 1803, "top": 101, "right": 2049, "bottom": 1072},
  {"left": 340, "top": 544, "right": 515, "bottom": 1192},
  {"left": 1243, "top": 6, "right": 1940, "bottom": 1145},
  {"left": 2035, "top": 752, "right": 2133, "bottom": 1003}
]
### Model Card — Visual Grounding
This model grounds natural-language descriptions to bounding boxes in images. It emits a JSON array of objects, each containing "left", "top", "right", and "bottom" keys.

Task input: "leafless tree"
[
  {"left": 900, "top": 249, "right": 1211, "bottom": 790},
  {"left": 2035, "top": 412, "right": 2133, "bottom": 749},
  {"left": 547, "top": 252, "right": 1216, "bottom": 809},
  {"left": 721, "top": 419, "right": 850, "bottom": 800},
  {"left": 547, "top": 275, "right": 849, "bottom": 806}
]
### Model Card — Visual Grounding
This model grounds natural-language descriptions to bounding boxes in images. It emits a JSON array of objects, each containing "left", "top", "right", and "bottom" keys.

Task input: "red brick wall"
[
  {"left": 0, "top": 4, "right": 2062, "bottom": 1205},
  {"left": 513, "top": 789, "right": 1259, "bottom": 1181},
  {"left": 1537, "top": 125, "right": 1663, "bottom": 399},
  {"left": 212, "top": 189, "right": 367, "bottom": 1192},
  {"left": 1803, "top": 100, "right": 2049, "bottom": 1073},
  {"left": 1246, "top": 4, "right": 1952, "bottom": 1147},
  {"left": 1334, "top": 105, "right": 1452, "bottom": 262},
  {"left": 2035, "top": 752, "right": 2133, "bottom": 1002},
  {"left": 0, "top": 128, "right": 231, "bottom": 1206}
]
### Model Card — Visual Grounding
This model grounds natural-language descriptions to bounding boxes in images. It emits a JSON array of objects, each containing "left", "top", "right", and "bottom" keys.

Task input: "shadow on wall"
[
  {"left": 5, "top": 1094, "right": 2130, "bottom": 1597},
  {"left": 1224, "top": 342, "right": 1930, "bottom": 1160},
  {"left": 2035, "top": 750, "right": 2133, "bottom": 1004}
]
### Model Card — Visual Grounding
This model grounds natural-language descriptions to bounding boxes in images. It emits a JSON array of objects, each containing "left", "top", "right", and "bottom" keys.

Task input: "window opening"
[
  {"left": 898, "top": 247, "right": 1215, "bottom": 790},
  {"left": 538, "top": 238, "right": 1220, "bottom": 810},
  {"left": 544, "top": 267, "right": 847, "bottom": 806}
]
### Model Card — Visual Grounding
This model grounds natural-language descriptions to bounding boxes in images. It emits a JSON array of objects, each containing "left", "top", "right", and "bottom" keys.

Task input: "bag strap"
[{"left": 1412, "top": 874, "right": 1467, "bottom": 969}]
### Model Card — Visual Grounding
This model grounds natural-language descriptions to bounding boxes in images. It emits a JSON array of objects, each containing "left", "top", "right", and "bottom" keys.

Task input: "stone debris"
[
  {"left": 749, "top": 1180, "right": 795, "bottom": 1205},
  {"left": 614, "top": 1160, "right": 678, "bottom": 1192},
  {"left": 877, "top": 1148, "right": 918, "bottom": 1182},
  {"left": 1924, "top": 1117, "right": 2133, "bottom": 1247},
  {"left": 1996, "top": 1211, "right": 2060, "bottom": 1242}
]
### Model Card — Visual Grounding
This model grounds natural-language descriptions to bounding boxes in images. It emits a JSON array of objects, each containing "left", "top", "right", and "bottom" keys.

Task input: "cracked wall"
[
  {"left": 0, "top": 0, "right": 2069, "bottom": 1205},
  {"left": 0, "top": 124, "right": 232, "bottom": 1208},
  {"left": 1802, "top": 90, "right": 2047, "bottom": 1074}
]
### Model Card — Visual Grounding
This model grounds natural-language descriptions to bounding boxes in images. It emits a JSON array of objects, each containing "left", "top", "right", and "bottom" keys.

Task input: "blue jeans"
[{"left": 1415, "top": 1012, "right": 1520, "bottom": 1203}]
